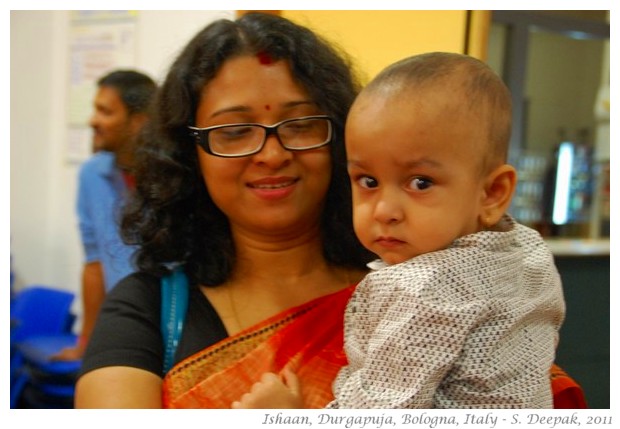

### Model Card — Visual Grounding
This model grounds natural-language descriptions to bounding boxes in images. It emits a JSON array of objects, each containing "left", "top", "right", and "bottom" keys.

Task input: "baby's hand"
[{"left": 231, "top": 369, "right": 303, "bottom": 409}]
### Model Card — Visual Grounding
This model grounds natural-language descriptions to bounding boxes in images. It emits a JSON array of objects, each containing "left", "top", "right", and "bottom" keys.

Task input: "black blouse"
[{"left": 79, "top": 272, "right": 228, "bottom": 378}]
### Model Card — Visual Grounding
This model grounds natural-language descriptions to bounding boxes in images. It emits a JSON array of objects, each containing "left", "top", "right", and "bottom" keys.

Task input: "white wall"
[
  {"left": 10, "top": 10, "right": 234, "bottom": 324},
  {"left": 525, "top": 31, "right": 606, "bottom": 156}
]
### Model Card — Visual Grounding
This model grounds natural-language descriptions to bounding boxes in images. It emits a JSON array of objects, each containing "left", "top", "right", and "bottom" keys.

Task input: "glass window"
[{"left": 488, "top": 11, "right": 609, "bottom": 238}]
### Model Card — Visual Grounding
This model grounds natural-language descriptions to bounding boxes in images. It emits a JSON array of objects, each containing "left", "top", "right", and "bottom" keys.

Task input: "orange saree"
[
  {"left": 162, "top": 285, "right": 355, "bottom": 408},
  {"left": 550, "top": 363, "right": 588, "bottom": 408},
  {"left": 161, "top": 281, "right": 585, "bottom": 409}
]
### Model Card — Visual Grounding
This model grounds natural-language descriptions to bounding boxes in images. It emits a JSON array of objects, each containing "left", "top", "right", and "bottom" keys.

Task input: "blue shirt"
[{"left": 77, "top": 151, "right": 135, "bottom": 292}]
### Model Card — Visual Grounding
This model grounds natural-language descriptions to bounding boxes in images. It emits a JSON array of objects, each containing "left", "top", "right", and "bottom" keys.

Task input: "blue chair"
[
  {"left": 10, "top": 285, "right": 80, "bottom": 408},
  {"left": 16, "top": 334, "right": 81, "bottom": 408},
  {"left": 10, "top": 286, "right": 75, "bottom": 343}
]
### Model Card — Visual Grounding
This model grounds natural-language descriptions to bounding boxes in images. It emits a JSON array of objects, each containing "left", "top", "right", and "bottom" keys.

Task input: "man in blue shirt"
[{"left": 55, "top": 70, "right": 157, "bottom": 360}]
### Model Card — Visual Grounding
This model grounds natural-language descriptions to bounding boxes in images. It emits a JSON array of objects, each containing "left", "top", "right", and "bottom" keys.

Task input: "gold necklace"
[{"left": 226, "top": 285, "right": 244, "bottom": 333}]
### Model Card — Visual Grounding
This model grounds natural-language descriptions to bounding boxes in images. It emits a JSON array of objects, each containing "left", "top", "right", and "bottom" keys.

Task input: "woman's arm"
[
  {"left": 76, "top": 272, "right": 166, "bottom": 407},
  {"left": 75, "top": 366, "right": 162, "bottom": 408}
]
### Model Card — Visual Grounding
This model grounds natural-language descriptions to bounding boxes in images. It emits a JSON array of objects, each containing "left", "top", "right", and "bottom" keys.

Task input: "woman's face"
[{"left": 195, "top": 55, "right": 332, "bottom": 241}]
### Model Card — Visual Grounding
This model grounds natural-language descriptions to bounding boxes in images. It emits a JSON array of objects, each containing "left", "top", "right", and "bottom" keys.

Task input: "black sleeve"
[
  {"left": 79, "top": 272, "right": 164, "bottom": 377},
  {"left": 79, "top": 271, "right": 230, "bottom": 378}
]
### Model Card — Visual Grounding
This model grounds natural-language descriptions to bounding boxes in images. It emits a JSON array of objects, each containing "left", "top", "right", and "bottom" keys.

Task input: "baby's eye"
[
  {"left": 409, "top": 177, "right": 433, "bottom": 191},
  {"left": 357, "top": 176, "right": 378, "bottom": 189}
]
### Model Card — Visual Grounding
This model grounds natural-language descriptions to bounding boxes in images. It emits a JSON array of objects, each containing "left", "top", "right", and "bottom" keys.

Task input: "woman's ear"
[{"left": 479, "top": 164, "right": 517, "bottom": 228}]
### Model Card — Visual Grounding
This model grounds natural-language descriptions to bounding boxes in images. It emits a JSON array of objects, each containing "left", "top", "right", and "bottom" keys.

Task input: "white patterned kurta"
[{"left": 329, "top": 216, "right": 565, "bottom": 408}]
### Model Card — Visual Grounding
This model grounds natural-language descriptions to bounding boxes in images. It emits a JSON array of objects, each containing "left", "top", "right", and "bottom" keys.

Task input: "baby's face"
[{"left": 345, "top": 90, "right": 489, "bottom": 265}]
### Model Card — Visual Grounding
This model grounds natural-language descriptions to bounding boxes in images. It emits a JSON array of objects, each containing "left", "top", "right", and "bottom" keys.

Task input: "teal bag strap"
[{"left": 160, "top": 267, "right": 189, "bottom": 375}]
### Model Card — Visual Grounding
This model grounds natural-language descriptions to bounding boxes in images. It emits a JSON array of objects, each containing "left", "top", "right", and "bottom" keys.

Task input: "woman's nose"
[{"left": 251, "top": 134, "right": 292, "bottom": 168}]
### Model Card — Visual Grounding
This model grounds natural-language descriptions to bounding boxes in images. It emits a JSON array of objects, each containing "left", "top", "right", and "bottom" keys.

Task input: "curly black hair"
[{"left": 121, "top": 12, "right": 374, "bottom": 286}]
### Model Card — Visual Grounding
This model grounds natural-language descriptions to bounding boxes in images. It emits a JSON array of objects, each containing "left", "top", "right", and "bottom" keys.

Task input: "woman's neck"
[
  {"left": 203, "top": 226, "right": 361, "bottom": 335},
  {"left": 231, "top": 227, "right": 333, "bottom": 291}
]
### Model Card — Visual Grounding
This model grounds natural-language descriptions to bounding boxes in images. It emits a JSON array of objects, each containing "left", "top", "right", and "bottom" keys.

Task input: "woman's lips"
[{"left": 248, "top": 177, "right": 298, "bottom": 200}]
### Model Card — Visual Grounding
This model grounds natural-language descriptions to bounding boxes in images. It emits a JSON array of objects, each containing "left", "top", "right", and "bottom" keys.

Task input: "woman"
[{"left": 75, "top": 12, "right": 373, "bottom": 408}]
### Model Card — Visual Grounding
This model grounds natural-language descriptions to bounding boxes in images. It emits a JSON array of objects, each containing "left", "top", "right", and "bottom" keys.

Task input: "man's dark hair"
[{"left": 98, "top": 70, "right": 157, "bottom": 114}]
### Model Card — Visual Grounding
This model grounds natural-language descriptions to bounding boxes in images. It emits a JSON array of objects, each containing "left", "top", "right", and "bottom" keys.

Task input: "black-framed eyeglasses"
[{"left": 188, "top": 115, "right": 333, "bottom": 158}]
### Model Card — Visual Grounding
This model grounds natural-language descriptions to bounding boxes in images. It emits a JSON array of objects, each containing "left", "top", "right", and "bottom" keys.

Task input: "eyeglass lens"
[{"left": 209, "top": 117, "right": 330, "bottom": 156}]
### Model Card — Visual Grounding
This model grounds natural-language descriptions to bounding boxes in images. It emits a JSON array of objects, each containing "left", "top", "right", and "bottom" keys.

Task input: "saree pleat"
[{"left": 163, "top": 285, "right": 355, "bottom": 408}]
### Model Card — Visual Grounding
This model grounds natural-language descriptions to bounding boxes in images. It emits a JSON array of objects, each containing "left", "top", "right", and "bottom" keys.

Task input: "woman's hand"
[{"left": 231, "top": 368, "right": 303, "bottom": 409}]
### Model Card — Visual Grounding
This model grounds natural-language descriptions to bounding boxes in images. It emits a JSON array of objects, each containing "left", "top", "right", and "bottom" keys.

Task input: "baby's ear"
[{"left": 479, "top": 164, "right": 517, "bottom": 227}]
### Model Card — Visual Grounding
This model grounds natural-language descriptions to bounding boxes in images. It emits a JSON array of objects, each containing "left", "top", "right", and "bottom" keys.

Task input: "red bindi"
[
  {"left": 257, "top": 51, "right": 274, "bottom": 65},
  {"left": 264, "top": 105, "right": 271, "bottom": 111}
]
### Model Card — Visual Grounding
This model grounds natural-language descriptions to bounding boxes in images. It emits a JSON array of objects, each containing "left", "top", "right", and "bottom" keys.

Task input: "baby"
[{"left": 233, "top": 52, "right": 565, "bottom": 409}]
